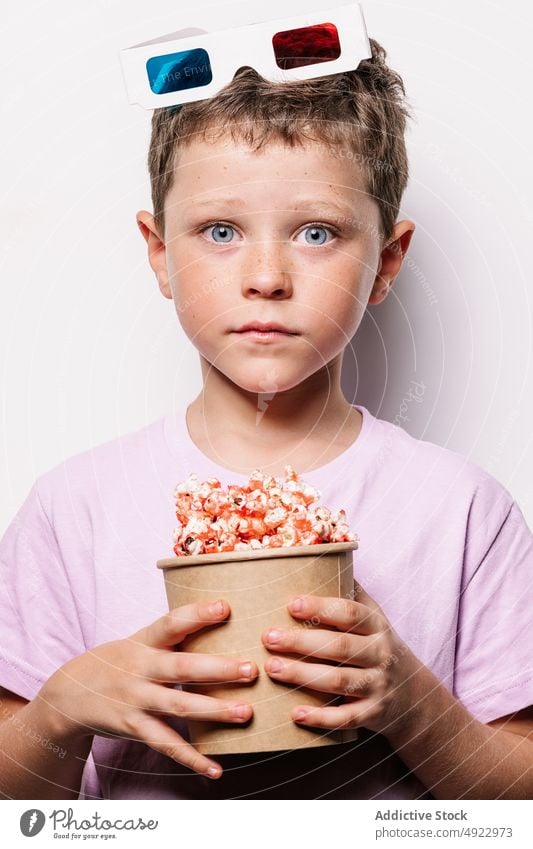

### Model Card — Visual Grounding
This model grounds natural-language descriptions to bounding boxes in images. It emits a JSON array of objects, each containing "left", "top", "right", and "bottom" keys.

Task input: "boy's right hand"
[{"left": 39, "top": 599, "right": 257, "bottom": 779}]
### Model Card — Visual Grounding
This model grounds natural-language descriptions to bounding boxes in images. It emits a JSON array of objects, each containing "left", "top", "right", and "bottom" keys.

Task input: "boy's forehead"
[{"left": 169, "top": 135, "right": 368, "bottom": 210}]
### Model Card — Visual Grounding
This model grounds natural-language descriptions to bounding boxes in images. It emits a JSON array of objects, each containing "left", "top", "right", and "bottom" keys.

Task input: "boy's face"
[{"left": 137, "top": 136, "right": 414, "bottom": 396}]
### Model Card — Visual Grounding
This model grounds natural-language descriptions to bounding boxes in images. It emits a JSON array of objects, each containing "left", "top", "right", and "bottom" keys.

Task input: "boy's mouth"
[
  {"left": 234, "top": 321, "right": 299, "bottom": 336},
  {"left": 233, "top": 322, "right": 299, "bottom": 343}
]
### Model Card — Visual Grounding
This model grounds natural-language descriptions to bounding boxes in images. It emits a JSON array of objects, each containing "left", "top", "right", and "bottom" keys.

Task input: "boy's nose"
[{"left": 241, "top": 241, "right": 293, "bottom": 298}]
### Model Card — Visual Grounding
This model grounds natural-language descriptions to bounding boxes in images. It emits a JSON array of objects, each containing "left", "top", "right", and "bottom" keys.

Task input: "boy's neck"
[{"left": 184, "top": 355, "right": 362, "bottom": 477}]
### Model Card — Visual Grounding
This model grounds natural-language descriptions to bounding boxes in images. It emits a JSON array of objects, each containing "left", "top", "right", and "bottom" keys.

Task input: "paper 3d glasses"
[{"left": 120, "top": 1, "right": 371, "bottom": 110}]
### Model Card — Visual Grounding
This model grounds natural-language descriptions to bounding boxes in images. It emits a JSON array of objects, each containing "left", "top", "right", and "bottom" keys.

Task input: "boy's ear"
[
  {"left": 368, "top": 219, "right": 416, "bottom": 306},
  {"left": 136, "top": 211, "right": 172, "bottom": 300}
]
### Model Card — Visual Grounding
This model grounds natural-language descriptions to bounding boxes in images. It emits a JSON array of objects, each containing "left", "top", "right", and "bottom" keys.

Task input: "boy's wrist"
[
  {"left": 31, "top": 681, "right": 94, "bottom": 749},
  {"left": 383, "top": 655, "right": 440, "bottom": 749}
]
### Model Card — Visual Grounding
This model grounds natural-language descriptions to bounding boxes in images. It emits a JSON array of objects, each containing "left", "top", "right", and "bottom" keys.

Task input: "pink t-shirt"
[{"left": 1, "top": 400, "right": 532, "bottom": 799}]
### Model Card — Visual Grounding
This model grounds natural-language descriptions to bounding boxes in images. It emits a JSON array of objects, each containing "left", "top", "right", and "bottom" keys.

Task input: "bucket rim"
[{"left": 157, "top": 539, "right": 358, "bottom": 569}]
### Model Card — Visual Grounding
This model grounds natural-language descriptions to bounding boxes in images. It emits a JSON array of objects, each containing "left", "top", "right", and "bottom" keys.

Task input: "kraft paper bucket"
[{"left": 157, "top": 540, "right": 358, "bottom": 755}]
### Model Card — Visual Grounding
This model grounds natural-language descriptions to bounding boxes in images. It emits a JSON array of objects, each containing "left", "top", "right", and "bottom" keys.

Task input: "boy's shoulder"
[
  {"left": 34, "top": 414, "right": 167, "bottom": 506},
  {"left": 365, "top": 406, "right": 516, "bottom": 509}
]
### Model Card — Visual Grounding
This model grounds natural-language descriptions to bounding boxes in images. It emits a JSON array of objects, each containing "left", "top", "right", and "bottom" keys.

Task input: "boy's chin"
[{"left": 225, "top": 366, "right": 306, "bottom": 397}]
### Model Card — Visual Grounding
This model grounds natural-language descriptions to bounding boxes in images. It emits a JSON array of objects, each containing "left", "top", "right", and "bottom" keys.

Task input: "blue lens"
[{"left": 146, "top": 48, "right": 212, "bottom": 95}]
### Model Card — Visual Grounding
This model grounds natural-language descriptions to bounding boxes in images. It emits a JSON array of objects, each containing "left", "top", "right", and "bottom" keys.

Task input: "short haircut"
[{"left": 147, "top": 38, "right": 410, "bottom": 243}]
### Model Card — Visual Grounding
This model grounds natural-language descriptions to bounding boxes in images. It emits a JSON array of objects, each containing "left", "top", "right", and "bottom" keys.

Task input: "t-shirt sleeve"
[
  {"left": 453, "top": 473, "right": 533, "bottom": 723},
  {"left": 0, "top": 477, "right": 87, "bottom": 702}
]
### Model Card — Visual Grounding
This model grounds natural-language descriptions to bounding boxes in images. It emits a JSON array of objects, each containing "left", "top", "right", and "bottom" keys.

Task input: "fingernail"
[
  {"left": 209, "top": 600, "right": 225, "bottom": 617},
  {"left": 206, "top": 765, "right": 222, "bottom": 779},
  {"left": 294, "top": 709, "right": 308, "bottom": 721},
  {"left": 232, "top": 703, "right": 249, "bottom": 719},
  {"left": 239, "top": 662, "right": 254, "bottom": 678},
  {"left": 268, "top": 658, "right": 284, "bottom": 673},
  {"left": 290, "top": 597, "right": 303, "bottom": 613},
  {"left": 266, "top": 629, "right": 282, "bottom": 643}
]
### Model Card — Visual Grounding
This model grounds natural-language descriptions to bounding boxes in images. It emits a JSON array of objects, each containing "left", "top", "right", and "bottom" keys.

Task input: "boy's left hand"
[{"left": 261, "top": 581, "right": 417, "bottom": 737}]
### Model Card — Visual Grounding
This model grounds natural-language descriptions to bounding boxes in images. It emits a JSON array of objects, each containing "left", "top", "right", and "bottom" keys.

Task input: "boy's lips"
[
  {"left": 232, "top": 322, "right": 300, "bottom": 343},
  {"left": 233, "top": 321, "right": 299, "bottom": 335}
]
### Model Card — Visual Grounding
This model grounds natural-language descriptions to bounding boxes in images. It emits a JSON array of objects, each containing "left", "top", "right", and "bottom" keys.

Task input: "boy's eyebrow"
[{"left": 189, "top": 196, "right": 355, "bottom": 217}]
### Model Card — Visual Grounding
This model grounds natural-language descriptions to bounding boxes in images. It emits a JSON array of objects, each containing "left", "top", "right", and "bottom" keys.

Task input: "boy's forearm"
[
  {"left": 0, "top": 697, "right": 93, "bottom": 800},
  {"left": 386, "top": 661, "right": 533, "bottom": 799}
]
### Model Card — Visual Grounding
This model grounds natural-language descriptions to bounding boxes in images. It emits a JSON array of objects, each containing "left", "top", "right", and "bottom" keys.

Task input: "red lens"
[{"left": 272, "top": 22, "right": 341, "bottom": 71}]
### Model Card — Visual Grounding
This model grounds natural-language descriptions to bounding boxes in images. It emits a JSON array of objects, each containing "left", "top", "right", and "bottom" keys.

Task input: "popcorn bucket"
[{"left": 157, "top": 540, "right": 358, "bottom": 755}]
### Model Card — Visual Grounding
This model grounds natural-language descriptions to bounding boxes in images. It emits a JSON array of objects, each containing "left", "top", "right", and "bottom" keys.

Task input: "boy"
[{"left": 1, "top": 39, "right": 532, "bottom": 800}]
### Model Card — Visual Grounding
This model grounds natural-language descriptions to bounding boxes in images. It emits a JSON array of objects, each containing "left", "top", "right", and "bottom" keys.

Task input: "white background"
[{"left": 1, "top": 0, "right": 532, "bottom": 534}]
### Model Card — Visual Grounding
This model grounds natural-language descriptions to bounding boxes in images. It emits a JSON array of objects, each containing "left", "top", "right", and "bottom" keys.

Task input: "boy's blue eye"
[
  {"left": 300, "top": 226, "right": 331, "bottom": 246},
  {"left": 207, "top": 224, "right": 235, "bottom": 244},
  {"left": 202, "top": 223, "right": 336, "bottom": 245}
]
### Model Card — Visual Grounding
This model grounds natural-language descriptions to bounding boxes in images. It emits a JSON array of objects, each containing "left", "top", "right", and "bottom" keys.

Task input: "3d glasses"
[{"left": 119, "top": 1, "right": 371, "bottom": 110}]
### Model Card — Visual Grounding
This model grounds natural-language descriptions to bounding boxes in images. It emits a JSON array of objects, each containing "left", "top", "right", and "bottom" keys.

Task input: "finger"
[
  {"left": 141, "top": 683, "right": 253, "bottom": 724},
  {"left": 291, "top": 701, "right": 364, "bottom": 730},
  {"left": 132, "top": 713, "right": 223, "bottom": 778},
  {"left": 146, "top": 651, "right": 258, "bottom": 685},
  {"left": 262, "top": 625, "right": 379, "bottom": 666},
  {"left": 287, "top": 594, "right": 382, "bottom": 636},
  {"left": 264, "top": 656, "right": 377, "bottom": 697},
  {"left": 135, "top": 600, "right": 230, "bottom": 649}
]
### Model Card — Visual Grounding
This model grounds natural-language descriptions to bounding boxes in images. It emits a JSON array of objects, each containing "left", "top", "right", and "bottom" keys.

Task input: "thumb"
[{"left": 133, "top": 599, "right": 230, "bottom": 648}]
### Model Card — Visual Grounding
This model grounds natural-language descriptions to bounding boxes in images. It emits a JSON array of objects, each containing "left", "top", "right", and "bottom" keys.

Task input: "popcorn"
[{"left": 172, "top": 464, "right": 357, "bottom": 557}]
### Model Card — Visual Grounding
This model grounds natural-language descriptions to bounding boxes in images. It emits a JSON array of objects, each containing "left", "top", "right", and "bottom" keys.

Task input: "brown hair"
[{"left": 147, "top": 38, "right": 411, "bottom": 242}]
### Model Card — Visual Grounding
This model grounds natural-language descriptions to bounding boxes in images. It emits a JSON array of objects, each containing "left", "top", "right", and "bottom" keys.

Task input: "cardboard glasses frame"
[{"left": 120, "top": 1, "right": 371, "bottom": 110}]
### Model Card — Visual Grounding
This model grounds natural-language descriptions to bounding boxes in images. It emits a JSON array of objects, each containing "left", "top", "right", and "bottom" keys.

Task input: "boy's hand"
[
  {"left": 39, "top": 600, "right": 258, "bottom": 779},
  {"left": 261, "top": 581, "right": 416, "bottom": 737}
]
